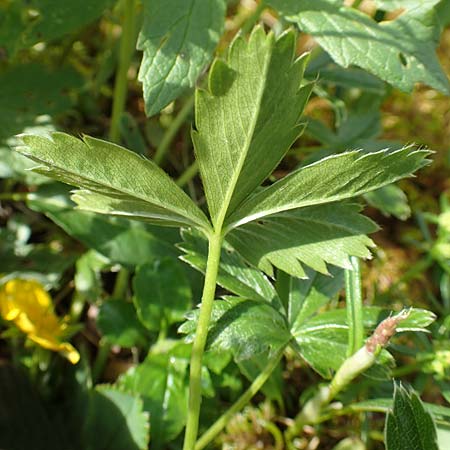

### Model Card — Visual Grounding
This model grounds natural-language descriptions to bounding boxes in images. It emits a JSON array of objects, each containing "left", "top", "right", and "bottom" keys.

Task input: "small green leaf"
[
  {"left": 227, "top": 203, "right": 377, "bottom": 278},
  {"left": 364, "top": 185, "right": 411, "bottom": 220},
  {"left": 0, "top": 64, "right": 82, "bottom": 142},
  {"left": 227, "top": 147, "right": 430, "bottom": 229},
  {"left": 179, "top": 228, "right": 280, "bottom": 305},
  {"left": 133, "top": 258, "right": 192, "bottom": 331},
  {"left": 193, "top": 27, "right": 312, "bottom": 228},
  {"left": 288, "top": 267, "right": 344, "bottom": 328},
  {"left": 117, "top": 342, "right": 191, "bottom": 448},
  {"left": 83, "top": 385, "right": 150, "bottom": 450},
  {"left": 180, "top": 297, "right": 291, "bottom": 361},
  {"left": 17, "top": 132, "right": 210, "bottom": 230},
  {"left": 138, "top": 0, "right": 226, "bottom": 116},
  {"left": 270, "top": 0, "right": 450, "bottom": 93},
  {"left": 97, "top": 300, "right": 147, "bottom": 348},
  {"left": 385, "top": 382, "right": 439, "bottom": 450}
]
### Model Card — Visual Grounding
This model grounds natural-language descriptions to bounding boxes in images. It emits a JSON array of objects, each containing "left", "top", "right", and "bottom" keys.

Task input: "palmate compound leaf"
[
  {"left": 138, "top": 0, "right": 226, "bottom": 116},
  {"left": 268, "top": 0, "right": 450, "bottom": 94},
  {"left": 16, "top": 133, "right": 210, "bottom": 230},
  {"left": 193, "top": 26, "right": 313, "bottom": 229},
  {"left": 227, "top": 202, "right": 378, "bottom": 278}
]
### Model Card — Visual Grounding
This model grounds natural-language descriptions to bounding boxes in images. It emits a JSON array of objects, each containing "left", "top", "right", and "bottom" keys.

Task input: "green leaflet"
[
  {"left": 385, "top": 383, "right": 439, "bottom": 450},
  {"left": 83, "top": 385, "right": 150, "bottom": 450},
  {"left": 269, "top": 0, "right": 450, "bottom": 94},
  {"left": 227, "top": 203, "right": 377, "bottom": 278},
  {"left": 193, "top": 27, "right": 312, "bottom": 229},
  {"left": 0, "top": 0, "right": 114, "bottom": 58},
  {"left": 133, "top": 258, "right": 192, "bottom": 332},
  {"left": 138, "top": 0, "right": 226, "bottom": 116},
  {"left": 226, "top": 147, "right": 430, "bottom": 230},
  {"left": 17, "top": 133, "right": 210, "bottom": 230}
]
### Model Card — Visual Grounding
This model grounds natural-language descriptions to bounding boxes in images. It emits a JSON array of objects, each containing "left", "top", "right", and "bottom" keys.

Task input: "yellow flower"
[{"left": 0, "top": 279, "right": 80, "bottom": 364}]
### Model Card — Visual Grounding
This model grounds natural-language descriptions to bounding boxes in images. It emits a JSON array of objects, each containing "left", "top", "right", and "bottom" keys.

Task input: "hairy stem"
[
  {"left": 183, "top": 231, "right": 223, "bottom": 450},
  {"left": 109, "top": 0, "right": 138, "bottom": 143},
  {"left": 195, "top": 345, "right": 285, "bottom": 450},
  {"left": 345, "top": 256, "right": 364, "bottom": 356},
  {"left": 154, "top": 95, "right": 195, "bottom": 166}
]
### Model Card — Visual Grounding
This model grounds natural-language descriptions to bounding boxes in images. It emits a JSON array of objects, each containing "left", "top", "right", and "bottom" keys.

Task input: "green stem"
[
  {"left": 109, "top": 0, "right": 138, "bottom": 143},
  {"left": 112, "top": 267, "right": 129, "bottom": 299},
  {"left": 177, "top": 161, "right": 199, "bottom": 187},
  {"left": 352, "top": 0, "right": 364, "bottom": 9},
  {"left": 240, "top": 1, "right": 266, "bottom": 34},
  {"left": 195, "top": 345, "right": 285, "bottom": 450},
  {"left": 183, "top": 231, "right": 223, "bottom": 450},
  {"left": 345, "top": 256, "right": 364, "bottom": 356},
  {"left": 92, "top": 341, "right": 111, "bottom": 382},
  {"left": 154, "top": 95, "right": 195, "bottom": 166},
  {"left": 0, "top": 193, "right": 29, "bottom": 201}
]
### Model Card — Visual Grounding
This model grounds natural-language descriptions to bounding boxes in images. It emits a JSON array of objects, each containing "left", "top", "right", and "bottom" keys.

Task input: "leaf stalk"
[
  {"left": 183, "top": 231, "right": 223, "bottom": 450},
  {"left": 109, "top": 0, "right": 138, "bottom": 143}
]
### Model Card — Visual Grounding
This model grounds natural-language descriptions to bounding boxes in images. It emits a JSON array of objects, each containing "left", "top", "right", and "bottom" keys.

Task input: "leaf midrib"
[{"left": 213, "top": 36, "right": 274, "bottom": 232}]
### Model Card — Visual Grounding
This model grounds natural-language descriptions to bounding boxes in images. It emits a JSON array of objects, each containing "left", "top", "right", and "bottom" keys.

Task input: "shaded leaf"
[
  {"left": 0, "top": 64, "right": 82, "bottom": 142},
  {"left": 385, "top": 382, "right": 439, "bottom": 450},
  {"left": 193, "top": 27, "right": 312, "bottom": 228},
  {"left": 97, "top": 300, "right": 147, "bottom": 348},
  {"left": 138, "top": 0, "right": 226, "bottom": 116},
  {"left": 117, "top": 342, "right": 190, "bottom": 449},
  {"left": 227, "top": 202, "right": 377, "bottom": 278},
  {"left": 27, "top": 184, "right": 182, "bottom": 268},
  {"left": 364, "top": 185, "right": 411, "bottom": 220},
  {"left": 133, "top": 258, "right": 192, "bottom": 331},
  {"left": 83, "top": 385, "right": 149, "bottom": 450},
  {"left": 17, "top": 132, "right": 210, "bottom": 229},
  {"left": 269, "top": 0, "right": 450, "bottom": 93}
]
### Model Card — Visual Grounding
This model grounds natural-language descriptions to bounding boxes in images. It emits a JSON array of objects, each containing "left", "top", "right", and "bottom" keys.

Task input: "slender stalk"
[
  {"left": 195, "top": 345, "right": 285, "bottom": 450},
  {"left": 183, "top": 231, "right": 223, "bottom": 450},
  {"left": 0, "top": 193, "right": 29, "bottom": 201},
  {"left": 345, "top": 256, "right": 364, "bottom": 356},
  {"left": 112, "top": 267, "right": 129, "bottom": 299},
  {"left": 92, "top": 342, "right": 111, "bottom": 382},
  {"left": 154, "top": 95, "right": 195, "bottom": 166},
  {"left": 109, "top": 0, "right": 138, "bottom": 143},
  {"left": 352, "top": 0, "right": 364, "bottom": 9},
  {"left": 240, "top": 1, "right": 266, "bottom": 34},
  {"left": 177, "top": 161, "right": 199, "bottom": 187}
]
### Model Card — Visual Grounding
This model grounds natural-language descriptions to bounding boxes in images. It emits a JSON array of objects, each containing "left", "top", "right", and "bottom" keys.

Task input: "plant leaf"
[
  {"left": 97, "top": 300, "right": 147, "bottom": 348},
  {"left": 269, "top": 0, "right": 450, "bottom": 94},
  {"left": 17, "top": 132, "right": 210, "bottom": 230},
  {"left": 83, "top": 385, "right": 149, "bottom": 450},
  {"left": 178, "top": 228, "right": 280, "bottom": 306},
  {"left": 385, "top": 382, "right": 439, "bottom": 450},
  {"left": 133, "top": 258, "right": 192, "bottom": 331},
  {"left": 364, "top": 184, "right": 411, "bottom": 220},
  {"left": 117, "top": 341, "right": 191, "bottom": 448},
  {"left": 193, "top": 27, "right": 312, "bottom": 228},
  {"left": 138, "top": 0, "right": 226, "bottom": 116},
  {"left": 227, "top": 202, "right": 377, "bottom": 278},
  {"left": 226, "top": 147, "right": 430, "bottom": 229},
  {"left": 179, "top": 297, "right": 291, "bottom": 361},
  {"left": 28, "top": 183, "right": 180, "bottom": 267}
]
